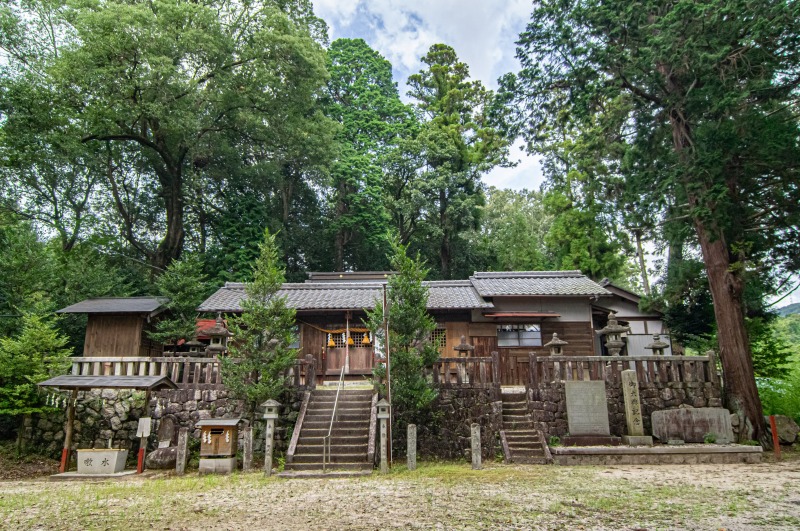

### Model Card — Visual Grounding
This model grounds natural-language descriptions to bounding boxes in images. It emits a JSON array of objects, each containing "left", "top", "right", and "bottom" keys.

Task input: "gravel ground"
[{"left": 1, "top": 450, "right": 798, "bottom": 530}]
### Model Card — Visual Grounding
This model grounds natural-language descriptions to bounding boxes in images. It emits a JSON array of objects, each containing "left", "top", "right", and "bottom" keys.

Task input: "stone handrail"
[
  {"left": 431, "top": 354, "right": 500, "bottom": 389},
  {"left": 529, "top": 353, "right": 719, "bottom": 387},
  {"left": 69, "top": 356, "right": 315, "bottom": 390}
]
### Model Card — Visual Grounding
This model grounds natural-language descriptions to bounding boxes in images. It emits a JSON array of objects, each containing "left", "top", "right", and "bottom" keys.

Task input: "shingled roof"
[
  {"left": 56, "top": 297, "right": 169, "bottom": 315},
  {"left": 470, "top": 271, "right": 610, "bottom": 297},
  {"left": 198, "top": 280, "right": 492, "bottom": 312}
]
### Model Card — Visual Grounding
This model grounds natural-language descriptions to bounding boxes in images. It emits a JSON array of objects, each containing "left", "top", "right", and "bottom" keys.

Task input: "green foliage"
[
  {"left": 406, "top": 44, "right": 510, "bottom": 279},
  {"left": 220, "top": 229, "right": 297, "bottom": 421},
  {"left": 0, "top": 302, "right": 72, "bottom": 417},
  {"left": 148, "top": 255, "right": 211, "bottom": 347},
  {"left": 367, "top": 236, "right": 439, "bottom": 430},
  {"left": 703, "top": 433, "right": 717, "bottom": 444},
  {"left": 757, "top": 372, "right": 800, "bottom": 424},
  {"left": 324, "top": 38, "right": 416, "bottom": 271}
]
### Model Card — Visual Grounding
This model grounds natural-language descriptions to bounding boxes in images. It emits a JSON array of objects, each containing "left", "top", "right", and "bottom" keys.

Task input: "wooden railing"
[
  {"left": 69, "top": 355, "right": 318, "bottom": 390},
  {"left": 529, "top": 353, "right": 719, "bottom": 387},
  {"left": 431, "top": 352, "right": 500, "bottom": 388}
]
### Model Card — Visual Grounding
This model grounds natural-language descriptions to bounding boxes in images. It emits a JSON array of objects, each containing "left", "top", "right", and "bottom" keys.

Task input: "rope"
[{"left": 297, "top": 320, "right": 370, "bottom": 334}]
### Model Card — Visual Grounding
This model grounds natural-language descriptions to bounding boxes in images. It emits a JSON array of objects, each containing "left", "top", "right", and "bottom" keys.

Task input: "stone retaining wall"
[
  {"left": 529, "top": 380, "right": 723, "bottom": 439},
  {"left": 25, "top": 388, "right": 303, "bottom": 459},
  {"left": 410, "top": 387, "right": 502, "bottom": 460}
]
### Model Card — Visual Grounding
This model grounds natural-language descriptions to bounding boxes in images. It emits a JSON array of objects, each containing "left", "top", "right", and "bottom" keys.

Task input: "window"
[
  {"left": 497, "top": 324, "right": 542, "bottom": 347},
  {"left": 326, "top": 329, "right": 367, "bottom": 348},
  {"left": 429, "top": 327, "right": 446, "bottom": 354}
]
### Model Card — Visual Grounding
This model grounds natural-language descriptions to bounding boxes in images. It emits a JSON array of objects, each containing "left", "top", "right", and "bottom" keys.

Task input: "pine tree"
[{"left": 220, "top": 229, "right": 297, "bottom": 421}]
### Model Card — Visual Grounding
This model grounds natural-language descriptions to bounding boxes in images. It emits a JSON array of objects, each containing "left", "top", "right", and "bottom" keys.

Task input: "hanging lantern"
[
  {"left": 347, "top": 334, "right": 355, "bottom": 346},
  {"left": 362, "top": 332, "right": 371, "bottom": 345},
  {"left": 327, "top": 334, "right": 335, "bottom": 348}
]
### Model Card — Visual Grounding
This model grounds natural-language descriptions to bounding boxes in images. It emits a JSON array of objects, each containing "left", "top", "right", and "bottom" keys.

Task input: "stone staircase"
[
  {"left": 500, "top": 392, "right": 551, "bottom": 464},
  {"left": 283, "top": 388, "right": 374, "bottom": 474}
]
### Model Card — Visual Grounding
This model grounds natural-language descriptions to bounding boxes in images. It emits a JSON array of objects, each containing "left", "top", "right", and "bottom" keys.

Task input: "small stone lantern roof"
[
  {"left": 595, "top": 311, "right": 631, "bottom": 356},
  {"left": 644, "top": 334, "right": 669, "bottom": 356},
  {"left": 202, "top": 314, "right": 233, "bottom": 338},
  {"left": 453, "top": 335, "right": 475, "bottom": 355},
  {"left": 543, "top": 333, "right": 569, "bottom": 356}
]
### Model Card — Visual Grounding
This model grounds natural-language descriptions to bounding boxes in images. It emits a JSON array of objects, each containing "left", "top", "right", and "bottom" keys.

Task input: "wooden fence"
[
  {"left": 529, "top": 353, "right": 719, "bottom": 387},
  {"left": 70, "top": 355, "right": 317, "bottom": 390},
  {"left": 431, "top": 353, "right": 500, "bottom": 389}
]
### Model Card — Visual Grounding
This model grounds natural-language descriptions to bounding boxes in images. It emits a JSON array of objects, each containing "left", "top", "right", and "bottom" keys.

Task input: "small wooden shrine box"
[{"left": 196, "top": 419, "right": 240, "bottom": 457}]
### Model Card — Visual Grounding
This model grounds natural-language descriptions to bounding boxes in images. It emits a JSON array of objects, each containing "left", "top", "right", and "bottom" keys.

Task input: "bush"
[{"left": 757, "top": 367, "right": 800, "bottom": 424}]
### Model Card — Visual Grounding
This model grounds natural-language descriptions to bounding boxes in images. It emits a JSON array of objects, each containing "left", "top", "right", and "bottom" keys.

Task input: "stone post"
[
  {"left": 242, "top": 426, "right": 253, "bottom": 472},
  {"left": 407, "top": 424, "right": 417, "bottom": 471},
  {"left": 176, "top": 427, "right": 189, "bottom": 475},
  {"left": 621, "top": 370, "right": 653, "bottom": 446},
  {"left": 377, "top": 398, "right": 390, "bottom": 474},
  {"left": 262, "top": 399, "right": 280, "bottom": 476},
  {"left": 471, "top": 423, "right": 482, "bottom": 470}
]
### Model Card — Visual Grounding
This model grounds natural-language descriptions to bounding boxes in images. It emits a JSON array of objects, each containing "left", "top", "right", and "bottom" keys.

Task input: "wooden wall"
[
  {"left": 300, "top": 324, "right": 327, "bottom": 371},
  {"left": 83, "top": 315, "right": 143, "bottom": 357}
]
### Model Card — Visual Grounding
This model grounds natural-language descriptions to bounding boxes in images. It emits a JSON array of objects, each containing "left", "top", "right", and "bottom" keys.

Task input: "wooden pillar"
[{"left": 59, "top": 389, "right": 78, "bottom": 473}]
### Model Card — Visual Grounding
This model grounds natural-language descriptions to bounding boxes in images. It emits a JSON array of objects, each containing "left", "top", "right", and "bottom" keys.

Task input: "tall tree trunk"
[
  {"left": 153, "top": 169, "right": 185, "bottom": 271},
  {"left": 633, "top": 229, "right": 650, "bottom": 296},
  {"left": 692, "top": 213, "right": 767, "bottom": 444}
]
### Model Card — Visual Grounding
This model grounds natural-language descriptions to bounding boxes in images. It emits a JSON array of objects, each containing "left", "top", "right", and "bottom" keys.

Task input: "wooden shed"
[{"left": 57, "top": 297, "right": 169, "bottom": 358}]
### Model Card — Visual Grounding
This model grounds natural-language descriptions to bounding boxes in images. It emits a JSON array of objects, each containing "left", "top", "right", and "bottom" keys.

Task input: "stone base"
[
  {"left": 199, "top": 457, "right": 237, "bottom": 474},
  {"left": 562, "top": 435, "right": 620, "bottom": 446},
  {"left": 622, "top": 435, "right": 654, "bottom": 446},
  {"left": 76, "top": 449, "right": 128, "bottom": 474},
  {"left": 551, "top": 444, "right": 762, "bottom": 466},
  {"left": 50, "top": 470, "right": 138, "bottom": 481}
]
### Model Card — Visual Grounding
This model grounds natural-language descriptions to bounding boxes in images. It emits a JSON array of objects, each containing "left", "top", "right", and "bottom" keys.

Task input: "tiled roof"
[
  {"left": 56, "top": 297, "right": 169, "bottom": 314},
  {"left": 197, "top": 271, "right": 607, "bottom": 313},
  {"left": 470, "top": 271, "right": 610, "bottom": 297},
  {"left": 198, "top": 281, "right": 491, "bottom": 312}
]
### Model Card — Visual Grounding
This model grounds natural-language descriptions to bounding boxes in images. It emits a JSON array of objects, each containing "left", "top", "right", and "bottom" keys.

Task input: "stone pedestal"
[
  {"left": 199, "top": 457, "right": 237, "bottom": 475},
  {"left": 621, "top": 435, "right": 653, "bottom": 446}
]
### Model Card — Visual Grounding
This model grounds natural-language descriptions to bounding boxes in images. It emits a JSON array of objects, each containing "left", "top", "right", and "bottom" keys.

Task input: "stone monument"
[
  {"left": 620, "top": 370, "right": 653, "bottom": 446},
  {"left": 563, "top": 380, "right": 620, "bottom": 446}
]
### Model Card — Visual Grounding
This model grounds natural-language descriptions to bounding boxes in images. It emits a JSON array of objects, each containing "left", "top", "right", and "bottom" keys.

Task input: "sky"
[{"left": 313, "top": 0, "right": 543, "bottom": 191}]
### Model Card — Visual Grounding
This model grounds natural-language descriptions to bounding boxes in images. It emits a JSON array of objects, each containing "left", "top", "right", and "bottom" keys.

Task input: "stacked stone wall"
[
  {"left": 26, "top": 388, "right": 304, "bottom": 459},
  {"left": 528, "top": 380, "right": 723, "bottom": 439},
  {"left": 410, "top": 387, "right": 502, "bottom": 460}
]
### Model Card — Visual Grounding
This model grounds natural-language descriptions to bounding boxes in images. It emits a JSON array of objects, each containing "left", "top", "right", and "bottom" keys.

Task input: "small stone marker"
[
  {"left": 136, "top": 417, "right": 152, "bottom": 438},
  {"left": 242, "top": 426, "right": 253, "bottom": 472},
  {"left": 176, "top": 427, "right": 188, "bottom": 475},
  {"left": 471, "top": 423, "right": 482, "bottom": 470},
  {"left": 621, "top": 370, "right": 653, "bottom": 446},
  {"left": 565, "top": 381, "right": 610, "bottom": 435},
  {"left": 407, "top": 424, "right": 417, "bottom": 471},
  {"left": 377, "top": 399, "right": 390, "bottom": 474},
  {"left": 262, "top": 399, "right": 280, "bottom": 477}
]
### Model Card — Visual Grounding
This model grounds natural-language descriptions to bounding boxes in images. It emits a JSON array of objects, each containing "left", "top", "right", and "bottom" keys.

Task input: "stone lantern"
[
  {"left": 544, "top": 333, "right": 568, "bottom": 356},
  {"left": 376, "top": 398, "right": 390, "bottom": 420},
  {"left": 184, "top": 339, "right": 205, "bottom": 357},
  {"left": 644, "top": 334, "right": 669, "bottom": 356},
  {"left": 204, "top": 314, "right": 232, "bottom": 357},
  {"left": 261, "top": 399, "right": 281, "bottom": 420},
  {"left": 595, "top": 312, "right": 631, "bottom": 356},
  {"left": 453, "top": 335, "right": 475, "bottom": 355}
]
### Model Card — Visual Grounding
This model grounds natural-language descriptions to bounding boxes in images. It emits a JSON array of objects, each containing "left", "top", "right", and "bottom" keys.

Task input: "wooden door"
[{"left": 499, "top": 349, "right": 531, "bottom": 386}]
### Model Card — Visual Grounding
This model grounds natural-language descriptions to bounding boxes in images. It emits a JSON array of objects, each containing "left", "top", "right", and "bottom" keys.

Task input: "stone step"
[
  {"left": 501, "top": 393, "right": 526, "bottom": 402},
  {"left": 304, "top": 412, "right": 371, "bottom": 422},
  {"left": 310, "top": 397, "right": 373, "bottom": 406},
  {"left": 301, "top": 419, "right": 369, "bottom": 430},
  {"left": 300, "top": 427, "right": 370, "bottom": 438},
  {"left": 283, "top": 462, "right": 373, "bottom": 472},
  {"left": 507, "top": 442, "right": 542, "bottom": 451},
  {"left": 510, "top": 448, "right": 546, "bottom": 458},
  {"left": 294, "top": 443, "right": 368, "bottom": 455},
  {"left": 296, "top": 436, "right": 369, "bottom": 447},
  {"left": 505, "top": 436, "right": 541, "bottom": 445},
  {"left": 291, "top": 452, "right": 369, "bottom": 464},
  {"left": 313, "top": 389, "right": 373, "bottom": 397}
]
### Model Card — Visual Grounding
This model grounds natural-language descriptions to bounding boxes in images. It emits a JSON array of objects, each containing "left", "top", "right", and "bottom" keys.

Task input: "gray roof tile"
[
  {"left": 56, "top": 297, "right": 169, "bottom": 314},
  {"left": 198, "top": 281, "right": 491, "bottom": 312},
  {"left": 470, "top": 271, "right": 610, "bottom": 297}
]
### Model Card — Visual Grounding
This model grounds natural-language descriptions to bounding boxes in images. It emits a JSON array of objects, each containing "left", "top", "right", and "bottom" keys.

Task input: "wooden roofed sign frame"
[{"left": 38, "top": 375, "right": 177, "bottom": 474}]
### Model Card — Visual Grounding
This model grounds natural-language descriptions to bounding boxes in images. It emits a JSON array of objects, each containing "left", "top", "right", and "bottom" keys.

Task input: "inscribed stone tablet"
[
  {"left": 565, "top": 381, "right": 610, "bottom": 436},
  {"left": 136, "top": 417, "right": 152, "bottom": 438}
]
